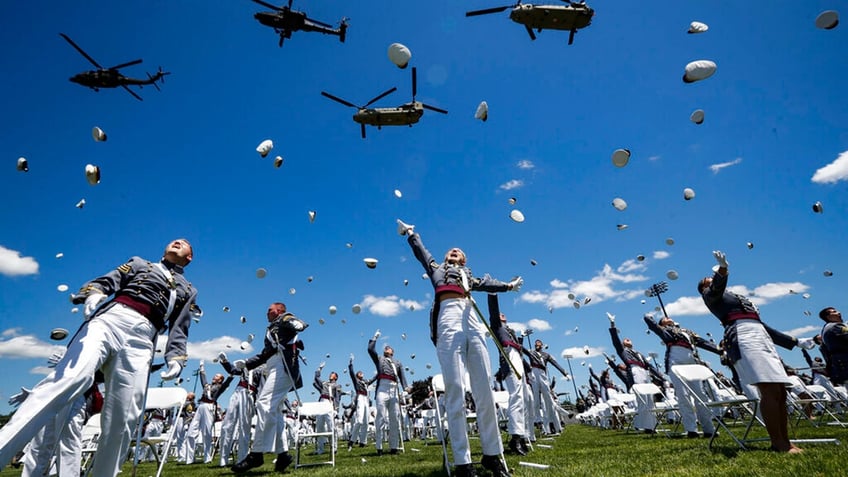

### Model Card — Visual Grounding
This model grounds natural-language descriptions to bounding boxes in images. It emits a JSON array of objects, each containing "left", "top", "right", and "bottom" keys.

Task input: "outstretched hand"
[{"left": 713, "top": 250, "right": 729, "bottom": 269}]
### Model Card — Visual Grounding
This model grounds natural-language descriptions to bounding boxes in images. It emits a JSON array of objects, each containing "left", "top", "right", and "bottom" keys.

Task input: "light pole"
[
  {"left": 563, "top": 354, "right": 579, "bottom": 403},
  {"left": 646, "top": 281, "right": 669, "bottom": 318}
]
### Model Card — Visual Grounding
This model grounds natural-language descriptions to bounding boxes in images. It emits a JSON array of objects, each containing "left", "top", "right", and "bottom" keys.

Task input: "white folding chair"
[
  {"left": 294, "top": 401, "right": 336, "bottom": 468},
  {"left": 629, "top": 383, "right": 681, "bottom": 436},
  {"left": 671, "top": 364, "right": 762, "bottom": 450},
  {"left": 79, "top": 413, "right": 102, "bottom": 474},
  {"left": 132, "top": 387, "right": 188, "bottom": 477},
  {"left": 493, "top": 390, "right": 509, "bottom": 429}
]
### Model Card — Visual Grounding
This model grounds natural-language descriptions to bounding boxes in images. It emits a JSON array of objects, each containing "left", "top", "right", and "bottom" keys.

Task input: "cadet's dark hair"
[{"left": 819, "top": 307, "right": 836, "bottom": 320}]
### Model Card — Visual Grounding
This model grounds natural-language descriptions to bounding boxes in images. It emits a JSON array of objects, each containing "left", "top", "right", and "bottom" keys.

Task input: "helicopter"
[
  {"left": 60, "top": 33, "right": 169, "bottom": 101},
  {"left": 251, "top": 0, "right": 348, "bottom": 47},
  {"left": 466, "top": 0, "right": 594, "bottom": 45},
  {"left": 321, "top": 67, "right": 448, "bottom": 139}
]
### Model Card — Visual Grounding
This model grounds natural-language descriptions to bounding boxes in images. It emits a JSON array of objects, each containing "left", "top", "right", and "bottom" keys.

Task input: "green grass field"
[{"left": 3, "top": 421, "right": 847, "bottom": 477}]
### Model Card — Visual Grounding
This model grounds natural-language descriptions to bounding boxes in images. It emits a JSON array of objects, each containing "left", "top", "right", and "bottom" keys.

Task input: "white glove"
[
  {"left": 319, "top": 361, "right": 326, "bottom": 369},
  {"left": 233, "top": 360, "right": 246, "bottom": 371},
  {"left": 160, "top": 360, "right": 183, "bottom": 381},
  {"left": 199, "top": 360, "right": 205, "bottom": 368},
  {"left": 47, "top": 350, "right": 65, "bottom": 368},
  {"left": 508, "top": 276, "right": 523, "bottom": 292},
  {"left": 713, "top": 250, "right": 729, "bottom": 269},
  {"left": 349, "top": 353, "right": 354, "bottom": 363},
  {"left": 396, "top": 219, "right": 415, "bottom": 236},
  {"left": 644, "top": 313, "right": 654, "bottom": 321},
  {"left": 218, "top": 352, "right": 228, "bottom": 362},
  {"left": 8, "top": 387, "right": 32, "bottom": 407},
  {"left": 606, "top": 312, "right": 615, "bottom": 323},
  {"left": 373, "top": 330, "right": 381, "bottom": 341},
  {"left": 798, "top": 337, "right": 816, "bottom": 350},
  {"left": 84, "top": 293, "right": 107, "bottom": 318}
]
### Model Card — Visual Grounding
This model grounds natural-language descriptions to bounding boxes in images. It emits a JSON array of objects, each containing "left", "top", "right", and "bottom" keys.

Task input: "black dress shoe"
[
  {"left": 481, "top": 455, "right": 511, "bottom": 477},
  {"left": 274, "top": 452, "right": 293, "bottom": 472},
  {"left": 687, "top": 431, "right": 700, "bottom": 438},
  {"left": 376, "top": 449, "right": 383, "bottom": 456},
  {"left": 231, "top": 452, "right": 263, "bottom": 473},
  {"left": 455, "top": 463, "right": 478, "bottom": 477},
  {"left": 703, "top": 431, "right": 719, "bottom": 438},
  {"left": 389, "top": 448, "right": 399, "bottom": 455},
  {"left": 508, "top": 435, "right": 527, "bottom": 456}
]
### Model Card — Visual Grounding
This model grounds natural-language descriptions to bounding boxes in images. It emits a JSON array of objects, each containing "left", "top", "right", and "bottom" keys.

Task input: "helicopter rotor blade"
[
  {"left": 147, "top": 72, "right": 161, "bottom": 91},
  {"left": 363, "top": 87, "right": 397, "bottom": 108},
  {"left": 321, "top": 91, "right": 358, "bottom": 108},
  {"left": 252, "top": 0, "right": 284, "bottom": 11},
  {"left": 59, "top": 33, "right": 104, "bottom": 69},
  {"left": 525, "top": 24, "right": 537, "bottom": 40},
  {"left": 360, "top": 123, "right": 366, "bottom": 139},
  {"left": 309, "top": 18, "right": 334, "bottom": 28},
  {"left": 411, "top": 67, "right": 417, "bottom": 102},
  {"left": 422, "top": 103, "right": 448, "bottom": 114},
  {"left": 465, "top": 6, "right": 511, "bottom": 17},
  {"left": 108, "top": 59, "right": 143, "bottom": 71},
  {"left": 121, "top": 84, "right": 143, "bottom": 102}
]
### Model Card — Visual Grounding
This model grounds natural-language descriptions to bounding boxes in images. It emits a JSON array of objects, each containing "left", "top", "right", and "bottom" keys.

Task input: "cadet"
[{"left": 368, "top": 332, "right": 408, "bottom": 456}]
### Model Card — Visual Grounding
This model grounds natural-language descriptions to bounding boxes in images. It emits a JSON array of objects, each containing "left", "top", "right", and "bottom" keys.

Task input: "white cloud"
[
  {"left": 709, "top": 157, "right": 742, "bottom": 174},
  {"left": 0, "top": 332, "right": 64, "bottom": 359},
  {"left": 561, "top": 346, "right": 605, "bottom": 359},
  {"left": 186, "top": 335, "right": 250, "bottom": 362},
  {"left": 527, "top": 319, "right": 552, "bottom": 332},
  {"left": 653, "top": 251, "right": 670, "bottom": 260},
  {"left": 499, "top": 179, "right": 524, "bottom": 191},
  {"left": 647, "top": 155, "right": 661, "bottom": 162},
  {"left": 30, "top": 366, "right": 53, "bottom": 376},
  {"left": 666, "top": 281, "right": 812, "bottom": 316},
  {"left": 520, "top": 262, "right": 649, "bottom": 310},
  {"left": 517, "top": 160, "right": 535, "bottom": 170},
  {"left": 617, "top": 259, "right": 646, "bottom": 273},
  {"left": 361, "top": 295, "right": 426, "bottom": 317},
  {"left": 811, "top": 150, "right": 848, "bottom": 184},
  {"left": 783, "top": 325, "right": 819, "bottom": 338},
  {"left": 0, "top": 245, "right": 39, "bottom": 276}
]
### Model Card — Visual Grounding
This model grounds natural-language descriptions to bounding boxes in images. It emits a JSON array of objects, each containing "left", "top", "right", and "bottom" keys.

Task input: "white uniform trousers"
[
  {"left": 137, "top": 418, "right": 164, "bottom": 462},
  {"left": 375, "top": 381, "right": 400, "bottom": 450},
  {"left": 0, "top": 304, "right": 156, "bottom": 477},
  {"left": 502, "top": 348, "right": 526, "bottom": 437},
  {"left": 251, "top": 353, "right": 294, "bottom": 453},
  {"left": 351, "top": 394, "right": 370, "bottom": 444},
  {"left": 173, "top": 416, "right": 188, "bottom": 461},
  {"left": 667, "top": 347, "right": 715, "bottom": 434},
  {"left": 631, "top": 366, "right": 657, "bottom": 431},
  {"left": 218, "top": 387, "right": 254, "bottom": 466},
  {"left": 184, "top": 401, "right": 215, "bottom": 463},
  {"left": 21, "top": 394, "right": 86, "bottom": 477},
  {"left": 436, "top": 298, "right": 503, "bottom": 465},
  {"left": 531, "top": 368, "right": 560, "bottom": 433},
  {"left": 315, "top": 400, "right": 335, "bottom": 453}
]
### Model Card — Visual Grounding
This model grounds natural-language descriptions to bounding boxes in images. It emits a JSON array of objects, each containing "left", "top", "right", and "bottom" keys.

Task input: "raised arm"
[
  {"left": 546, "top": 355, "right": 569, "bottom": 378},
  {"left": 609, "top": 323, "right": 625, "bottom": 357}
]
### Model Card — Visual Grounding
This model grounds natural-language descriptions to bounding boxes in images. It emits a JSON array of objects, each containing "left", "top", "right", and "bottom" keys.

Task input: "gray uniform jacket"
[
  {"left": 643, "top": 315, "right": 720, "bottom": 373},
  {"left": 314, "top": 369, "right": 344, "bottom": 410},
  {"left": 245, "top": 313, "right": 308, "bottom": 390},
  {"left": 488, "top": 294, "right": 522, "bottom": 380},
  {"left": 368, "top": 337, "right": 407, "bottom": 393},
  {"left": 609, "top": 324, "right": 664, "bottom": 385},
  {"left": 349, "top": 361, "right": 376, "bottom": 401},
  {"left": 199, "top": 367, "right": 233, "bottom": 405},
  {"left": 72, "top": 256, "right": 198, "bottom": 366},
  {"left": 822, "top": 321, "right": 848, "bottom": 383},
  {"left": 523, "top": 347, "right": 568, "bottom": 378}
]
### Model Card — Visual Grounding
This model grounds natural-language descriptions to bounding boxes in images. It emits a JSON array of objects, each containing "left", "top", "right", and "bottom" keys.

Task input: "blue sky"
[{"left": 1, "top": 1, "right": 847, "bottom": 413}]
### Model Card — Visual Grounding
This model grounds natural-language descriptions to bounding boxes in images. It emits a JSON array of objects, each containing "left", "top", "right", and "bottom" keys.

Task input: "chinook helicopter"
[
  {"left": 466, "top": 0, "right": 594, "bottom": 45},
  {"left": 60, "top": 33, "right": 169, "bottom": 101},
  {"left": 251, "top": 0, "right": 348, "bottom": 47},
  {"left": 321, "top": 67, "right": 448, "bottom": 139}
]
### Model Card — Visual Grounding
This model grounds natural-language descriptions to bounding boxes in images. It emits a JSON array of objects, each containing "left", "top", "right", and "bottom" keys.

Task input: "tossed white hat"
[
  {"left": 475, "top": 101, "right": 489, "bottom": 122},
  {"left": 92, "top": 126, "right": 107, "bottom": 142},
  {"left": 573, "top": 301, "right": 581, "bottom": 309},
  {"left": 50, "top": 328, "right": 69, "bottom": 341},
  {"left": 394, "top": 189, "right": 402, "bottom": 198},
  {"left": 274, "top": 156, "right": 284, "bottom": 168},
  {"left": 240, "top": 315, "right": 247, "bottom": 323},
  {"left": 530, "top": 259, "right": 537, "bottom": 266},
  {"left": 617, "top": 224, "right": 628, "bottom": 230},
  {"left": 75, "top": 198, "right": 86, "bottom": 209},
  {"left": 824, "top": 270, "right": 833, "bottom": 277},
  {"left": 667, "top": 270, "right": 679, "bottom": 280},
  {"left": 56, "top": 253, "right": 64, "bottom": 259},
  {"left": 612, "top": 148, "right": 631, "bottom": 167},
  {"left": 318, "top": 318, "right": 325, "bottom": 325},
  {"left": 666, "top": 237, "right": 675, "bottom": 245},
  {"left": 508, "top": 197, "right": 516, "bottom": 205},
  {"left": 256, "top": 268, "right": 267, "bottom": 279},
  {"left": 256, "top": 139, "right": 273, "bottom": 158},
  {"left": 690, "top": 109, "right": 705, "bottom": 124},
  {"left": 636, "top": 254, "right": 645, "bottom": 261},
  {"left": 815, "top": 10, "right": 839, "bottom": 30},
  {"left": 683, "top": 188, "right": 696, "bottom": 200},
  {"left": 307, "top": 276, "right": 314, "bottom": 282},
  {"left": 687, "top": 21, "right": 709, "bottom": 34},
  {"left": 813, "top": 201, "right": 824, "bottom": 213},
  {"left": 364, "top": 258, "right": 378, "bottom": 269},
  {"left": 747, "top": 242, "right": 754, "bottom": 249},
  {"left": 85, "top": 164, "right": 100, "bottom": 185},
  {"left": 329, "top": 305, "right": 337, "bottom": 315},
  {"left": 683, "top": 60, "right": 717, "bottom": 83},
  {"left": 509, "top": 209, "right": 525, "bottom": 223},
  {"left": 388, "top": 43, "right": 412, "bottom": 69},
  {"left": 289, "top": 288, "right": 296, "bottom": 295},
  {"left": 308, "top": 210, "right": 317, "bottom": 223},
  {"left": 240, "top": 341, "right": 250, "bottom": 350},
  {"left": 16, "top": 157, "right": 28, "bottom": 172},
  {"left": 223, "top": 306, "right": 230, "bottom": 312},
  {"left": 57, "top": 284, "right": 69, "bottom": 292},
  {"left": 352, "top": 304, "right": 362, "bottom": 314},
  {"left": 612, "top": 198, "right": 627, "bottom": 211}
]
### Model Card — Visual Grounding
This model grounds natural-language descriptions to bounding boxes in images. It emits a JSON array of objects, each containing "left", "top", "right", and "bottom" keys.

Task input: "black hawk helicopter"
[
  {"left": 321, "top": 67, "right": 448, "bottom": 139},
  {"left": 466, "top": 0, "right": 594, "bottom": 45},
  {"left": 251, "top": 0, "right": 348, "bottom": 47},
  {"left": 60, "top": 33, "right": 169, "bottom": 101}
]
